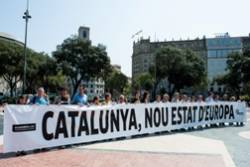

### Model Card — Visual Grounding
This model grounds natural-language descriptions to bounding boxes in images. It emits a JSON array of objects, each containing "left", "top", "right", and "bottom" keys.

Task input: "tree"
[
  {"left": 123, "top": 81, "right": 132, "bottom": 98},
  {"left": 105, "top": 69, "right": 129, "bottom": 97},
  {"left": 0, "top": 40, "right": 23, "bottom": 96},
  {"left": 22, "top": 51, "right": 64, "bottom": 94},
  {"left": 47, "top": 71, "right": 67, "bottom": 92},
  {"left": 243, "top": 82, "right": 250, "bottom": 96},
  {"left": 149, "top": 46, "right": 206, "bottom": 95},
  {"left": 133, "top": 73, "right": 154, "bottom": 91},
  {"left": 53, "top": 36, "right": 112, "bottom": 95},
  {"left": 0, "top": 39, "right": 66, "bottom": 96},
  {"left": 215, "top": 50, "right": 250, "bottom": 96}
]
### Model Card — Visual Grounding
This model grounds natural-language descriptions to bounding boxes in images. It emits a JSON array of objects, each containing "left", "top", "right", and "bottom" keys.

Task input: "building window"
[
  {"left": 208, "top": 50, "right": 216, "bottom": 57},
  {"left": 83, "top": 31, "right": 87, "bottom": 38}
]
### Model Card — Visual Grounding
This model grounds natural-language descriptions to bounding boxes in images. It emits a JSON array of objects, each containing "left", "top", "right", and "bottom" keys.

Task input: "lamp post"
[{"left": 22, "top": 0, "right": 31, "bottom": 94}]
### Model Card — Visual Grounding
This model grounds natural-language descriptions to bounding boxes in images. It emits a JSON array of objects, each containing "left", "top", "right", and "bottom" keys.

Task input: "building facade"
[
  {"left": 132, "top": 33, "right": 250, "bottom": 93},
  {"left": 242, "top": 34, "right": 250, "bottom": 51},
  {"left": 206, "top": 34, "right": 242, "bottom": 92},
  {"left": 82, "top": 79, "right": 105, "bottom": 100},
  {"left": 132, "top": 37, "right": 207, "bottom": 78},
  {"left": 78, "top": 26, "right": 90, "bottom": 41},
  {"left": 132, "top": 37, "right": 207, "bottom": 94}
]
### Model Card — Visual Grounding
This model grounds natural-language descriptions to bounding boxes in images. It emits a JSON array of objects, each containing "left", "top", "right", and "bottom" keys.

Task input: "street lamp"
[{"left": 22, "top": 0, "right": 31, "bottom": 94}]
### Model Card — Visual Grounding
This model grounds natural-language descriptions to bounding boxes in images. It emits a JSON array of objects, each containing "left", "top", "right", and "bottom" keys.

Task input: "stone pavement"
[
  {"left": 0, "top": 148, "right": 226, "bottom": 167},
  {"left": 0, "top": 136, "right": 227, "bottom": 167},
  {"left": 0, "top": 110, "right": 249, "bottom": 167},
  {"left": 79, "top": 134, "right": 234, "bottom": 167}
]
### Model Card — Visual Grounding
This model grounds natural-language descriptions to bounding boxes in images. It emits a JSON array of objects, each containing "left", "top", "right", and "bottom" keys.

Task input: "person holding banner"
[
  {"left": 172, "top": 92, "right": 181, "bottom": 102},
  {"left": 154, "top": 95, "right": 162, "bottom": 103},
  {"left": 230, "top": 96, "right": 236, "bottom": 101},
  {"left": 103, "top": 93, "right": 113, "bottom": 105},
  {"left": 197, "top": 94, "right": 204, "bottom": 103},
  {"left": 205, "top": 92, "right": 214, "bottom": 102},
  {"left": 71, "top": 85, "right": 88, "bottom": 105},
  {"left": 191, "top": 95, "right": 196, "bottom": 102},
  {"left": 214, "top": 94, "right": 221, "bottom": 102},
  {"left": 54, "top": 87, "right": 71, "bottom": 104},
  {"left": 181, "top": 94, "right": 189, "bottom": 103},
  {"left": 92, "top": 96, "right": 100, "bottom": 105},
  {"left": 223, "top": 94, "right": 229, "bottom": 101},
  {"left": 141, "top": 91, "right": 150, "bottom": 103},
  {"left": 131, "top": 91, "right": 141, "bottom": 104},
  {"left": 118, "top": 94, "right": 126, "bottom": 104},
  {"left": 30, "top": 87, "right": 49, "bottom": 105},
  {"left": 162, "top": 93, "right": 170, "bottom": 103},
  {"left": 17, "top": 95, "right": 27, "bottom": 104}
]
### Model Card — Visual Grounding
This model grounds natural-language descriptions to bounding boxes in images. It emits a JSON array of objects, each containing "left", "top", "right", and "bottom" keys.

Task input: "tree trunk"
[
  {"left": 72, "top": 77, "right": 83, "bottom": 98},
  {"left": 10, "top": 83, "right": 14, "bottom": 97},
  {"left": 168, "top": 82, "right": 171, "bottom": 94}
]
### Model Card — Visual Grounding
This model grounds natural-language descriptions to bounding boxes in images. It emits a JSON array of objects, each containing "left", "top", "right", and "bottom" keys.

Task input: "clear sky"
[{"left": 1, "top": 0, "right": 250, "bottom": 77}]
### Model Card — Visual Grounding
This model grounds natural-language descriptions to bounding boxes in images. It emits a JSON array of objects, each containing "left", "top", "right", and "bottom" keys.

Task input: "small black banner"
[{"left": 12, "top": 123, "right": 36, "bottom": 132}]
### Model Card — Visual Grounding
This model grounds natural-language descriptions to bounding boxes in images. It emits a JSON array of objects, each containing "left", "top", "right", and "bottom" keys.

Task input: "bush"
[{"left": 0, "top": 96, "right": 18, "bottom": 104}]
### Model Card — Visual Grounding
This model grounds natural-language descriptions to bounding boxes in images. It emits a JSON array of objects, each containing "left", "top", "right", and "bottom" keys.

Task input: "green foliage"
[
  {"left": 159, "top": 87, "right": 167, "bottom": 95},
  {"left": 0, "top": 96, "right": 17, "bottom": 104},
  {"left": 243, "top": 82, "right": 250, "bottom": 96},
  {"left": 47, "top": 71, "right": 67, "bottom": 91},
  {"left": 133, "top": 73, "right": 154, "bottom": 91},
  {"left": 123, "top": 82, "right": 132, "bottom": 98},
  {"left": 0, "top": 39, "right": 66, "bottom": 96},
  {"left": 149, "top": 46, "right": 206, "bottom": 94},
  {"left": 216, "top": 50, "right": 250, "bottom": 96},
  {"left": 53, "top": 36, "right": 112, "bottom": 95},
  {"left": 105, "top": 69, "right": 129, "bottom": 96},
  {"left": 0, "top": 40, "right": 24, "bottom": 96}
]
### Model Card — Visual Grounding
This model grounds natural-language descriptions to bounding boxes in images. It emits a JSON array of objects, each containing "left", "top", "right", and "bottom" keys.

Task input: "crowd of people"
[
  {"left": 131, "top": 91, "right": 238, "bottom": 104},
  {"left": 13, "top": 85, "right": 240, "bottom": 106},
  {"left": 16, "top": 85, "right": 126, "bottom": 106}
]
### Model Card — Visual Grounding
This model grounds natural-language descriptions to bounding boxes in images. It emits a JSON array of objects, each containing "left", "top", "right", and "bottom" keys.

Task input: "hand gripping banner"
[{"left": 3, "top": 102, "right": 246, "bottom": 153}]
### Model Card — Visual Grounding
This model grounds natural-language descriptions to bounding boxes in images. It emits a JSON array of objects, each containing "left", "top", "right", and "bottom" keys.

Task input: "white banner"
[{"left": 3, "top": 102, "right": 246, "bottom": 153}]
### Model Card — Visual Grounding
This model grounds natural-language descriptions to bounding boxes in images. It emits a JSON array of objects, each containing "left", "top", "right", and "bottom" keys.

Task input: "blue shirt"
[
  {"left": 205, "top": 97, "right": 214, "bottom": 103},
  {"left": 31, "top": 96, "right": 49, "bottom": 105},
  {"left": 72, "top": 93, "right": 88, "bottom": 105}
]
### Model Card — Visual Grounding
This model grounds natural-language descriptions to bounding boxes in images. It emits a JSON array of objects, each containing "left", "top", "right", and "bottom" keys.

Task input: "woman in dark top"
[{"left": 141, "top": 91, "right": 150, "bottom": 103}]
